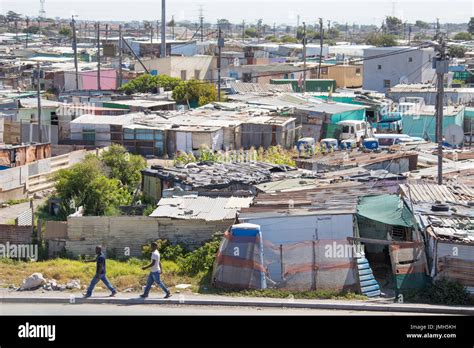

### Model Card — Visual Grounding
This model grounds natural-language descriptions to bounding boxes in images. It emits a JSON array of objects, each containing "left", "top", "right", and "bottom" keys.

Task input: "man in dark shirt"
[{"left": 83, "top": 245, "right": 117, "bottom": 298}]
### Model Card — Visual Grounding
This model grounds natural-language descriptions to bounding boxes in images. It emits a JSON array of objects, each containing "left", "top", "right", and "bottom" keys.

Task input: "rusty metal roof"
[
  {"left": 240, "top": 181, "right": 392, "bottom": 218},
  {"left": 399, "top": 183, "right": 474, "bottom": 205}
]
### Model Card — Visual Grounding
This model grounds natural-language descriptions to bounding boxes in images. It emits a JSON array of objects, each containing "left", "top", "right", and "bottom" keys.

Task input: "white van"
[
  {"left": 338, "top": 120, "right": 373, "bottom": 142},
  {"left": 372, "top": 133, "right": 411, "bottom": 147}
]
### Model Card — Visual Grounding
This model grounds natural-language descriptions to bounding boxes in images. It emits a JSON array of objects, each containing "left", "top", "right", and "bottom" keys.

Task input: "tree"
[
  {"left": 118, "top": 74, "right": 181, "bottom": 95},
  {"left": 385, "top": 16, "right": 403, "bottom": 35},
  {"left": 54, "top": 155, "right": 131, "bottom": 217},
  {"left": 6, "top": 11, "right": 22, "bottom": 23},
  {"left": 172, "top": 80, "right": 218, "bottom": 106},
  {"left": 280, "top": 35, "right": 298, "bottom": 43},
  {"left": 100, "top": 144, "right": 147, "bottom": 190},
  {"left": 156, "top": 74, "right": 182, "bottom": 91},
  {"left": 366, "top": 33, "right": 397, "bottom": 47},
  {"left": 448, "top": 45, "right": 467, "bottom": 58},
  {"left": 453, "top": 32, "right": 472, "bottom": 41},
  {"left": 23, "top": 26, "right": 40, "bottom": 34},
  {"left": 415, "top": 20, "right": 430, "bottom": 29},
  {"left": 244, "top": 27, "right": 258, "bottom": 38},
  {"left": 59, "top": 27, "right": 72, "bottom": 37},
  {"left": 468, "top": 17, "right": 474, "bottom": 35},
  {"left": 327, "top": 27, "right": 340, "bottom": 39}
]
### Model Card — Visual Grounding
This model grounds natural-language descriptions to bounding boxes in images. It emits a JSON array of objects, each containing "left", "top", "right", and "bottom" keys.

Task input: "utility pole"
[
  {"left": 161, "top": 0, "right": 166, "bottom": 58},
  {"left": 150, "top": 24, "right": 154, "bottom": 45},
  {"left": 296, "top": 15, "right": 300, "bottom": 39},
  {"left": 25, "top": 17, "right": 29, "bottom": 48},
  {"left": 36, "top": 62, "right": 42, "bottom": 143},
  {"left": 434, "top": 36, "right": 448, "bottom": 185},
  {"left": 318, "top": 18, "right": 324, "bottom": 79},
  {"left": 242, "top": 20, "right": 245, "bottom": 42},
  {"left": 199, "top": 6, "right": 204, "bottom": 42},
  {"left": 435, "top": 18, "right": 440, "bottom": 38},
  {"left": 302, "top": 22, "right": 307, "bottom": 93},
  {"left": 105, "top": 23, "right": 109, "bottom": 42},
  {"left": 118, "top": 24, "right": 123, "bottom": 88},
  {"left": 408, "top": 25, "right": 412, "bottom": 44},
  {"left": 14, "top": 21, "right": 18, "bottom": 42},
  {"left": 171, "top": 15, "right": 175, "bottom": 38},
  {"left": 71, "top": 16, "right": 79, "bottom": 90},
  {"left": 217, "top": 26, "right": 224, "bottom": 102},
  {"left": 273, "top": 23, "right": 276, "bottom": 37},
  {"left": 96, "top": 22, "right": 101, "bottom": 90}
]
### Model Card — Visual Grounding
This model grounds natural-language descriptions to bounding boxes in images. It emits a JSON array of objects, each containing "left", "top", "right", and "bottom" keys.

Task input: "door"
[{"left": 176, "top": 132, "right": 192, "bottom": 153}]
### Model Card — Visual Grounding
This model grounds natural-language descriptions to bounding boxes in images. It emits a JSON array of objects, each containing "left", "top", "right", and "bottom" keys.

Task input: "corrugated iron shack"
[{"left": 400, "top": 183, "right": 474, "bottom": 292}]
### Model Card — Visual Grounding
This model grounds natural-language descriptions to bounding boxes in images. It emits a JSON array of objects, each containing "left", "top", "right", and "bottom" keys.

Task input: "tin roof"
[
  {"left": 149, "top": 196, "right": 253, "bottom": 221},
  {"left": 399, "top": 183, "right": 474, "bottom": 205},
  {"left": 143, "top": 161, "right": 296, "bottom": 190}
]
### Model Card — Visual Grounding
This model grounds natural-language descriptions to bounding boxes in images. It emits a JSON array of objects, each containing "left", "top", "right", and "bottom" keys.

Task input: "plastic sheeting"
[
  {"left": 357, "top": 194, "right": 417, "bottom": 228},
  {"left": 212, "top": 223, "right": 267, "bottom": 289}
]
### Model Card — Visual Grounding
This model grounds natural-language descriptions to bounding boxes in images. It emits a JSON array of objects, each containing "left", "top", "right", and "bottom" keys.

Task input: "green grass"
[
  {"left": 0, "top": 258, "right": 204, "bottom": 291},
  {"left": 0, "top": 258, "right": 366, "bottom": 300},
  {"left": 4, "top": 198, "right": 30, "bottom": 206},
  {"left": 197, "top": 286, "right": 366, "bottom": 300}
]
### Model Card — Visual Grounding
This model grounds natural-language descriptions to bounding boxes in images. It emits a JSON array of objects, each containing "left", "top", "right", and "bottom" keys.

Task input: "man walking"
[
  {"left": 83, "top": 245, "right": 117, "bottom": 298},
  {"left": 140, "top": 242, "right": 171, "bottom": 299}
]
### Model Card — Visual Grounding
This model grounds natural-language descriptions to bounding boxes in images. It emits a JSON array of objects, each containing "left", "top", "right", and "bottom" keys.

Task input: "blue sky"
[{"left": 1, "top": 0, "right": 472, "bottom": 25}]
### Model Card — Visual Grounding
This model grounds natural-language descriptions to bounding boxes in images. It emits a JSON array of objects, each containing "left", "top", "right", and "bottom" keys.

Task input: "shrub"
[
  {"left": 173, "top": 152, "right": 196, "bottom": 166},
  {"left": 197, "top": 145, "right": 222, "bottom": 163},
  {"left": 177, "top": 237, "right": 221, "bottom": 276},
  {"left": 141, "top": 239, "right": 187, "bottom": 262},
  {"left": 402, "top": 279, "right": 473, "bottom": 305},
  {"left": 425, "top": 279, "right": 473, "bottom": 305},
  {"left": 141, "top": 237, "right": 221, "bottom": 277}
]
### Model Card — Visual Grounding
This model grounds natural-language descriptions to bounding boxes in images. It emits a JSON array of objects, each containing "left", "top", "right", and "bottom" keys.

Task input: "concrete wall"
[
  {"left": 0, "top": 224, "right": 33, "bottom": 244},
  {"left": 0, "top": 149, "right": 88, "bottom": 202},
  {"left": 21, "top": 124, "right": 59, "bottom": 144},
  {"left": 64, "top": 216, "right": 232, "bottom": 257},
  {"left": 363, "top": 47, "right": 435, "bottom": 93},
  {"left": 143, "top": 56, "right": 214, "bottom": 81}
]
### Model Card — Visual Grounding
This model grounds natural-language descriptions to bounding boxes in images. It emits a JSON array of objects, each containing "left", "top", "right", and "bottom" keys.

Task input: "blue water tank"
[{"left": 363, "top": 138, "right": 379, "bottom": 150}]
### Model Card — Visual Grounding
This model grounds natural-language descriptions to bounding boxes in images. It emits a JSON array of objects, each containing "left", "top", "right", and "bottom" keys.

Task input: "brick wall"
[{"left": 0, "top": 225, "right": 33, "bottom": 244}]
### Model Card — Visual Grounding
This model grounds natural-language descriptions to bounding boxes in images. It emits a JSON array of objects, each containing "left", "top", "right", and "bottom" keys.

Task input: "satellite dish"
[
  {"left": 399, "top": 75, "right": 409, "bottom": 84},
  {"left": 443, "top": 124, "right": 464, "bottom": 147}
]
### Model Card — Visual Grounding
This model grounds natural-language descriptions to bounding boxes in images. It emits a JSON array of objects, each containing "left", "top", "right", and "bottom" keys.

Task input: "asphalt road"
[{"left": 0, "top": 303, "right": 439, "bottom": 316}]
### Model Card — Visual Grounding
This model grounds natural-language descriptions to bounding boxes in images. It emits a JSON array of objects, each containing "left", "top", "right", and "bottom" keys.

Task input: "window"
[
  {"left": 242, "top": 73, "right": 252, "bottom": 82},
  {"left": 83, "top": 129, "right": 95, "bottom": 142},
  {"left": 321, "top": 67, "right": 328, "bottom": 75},
  {"left": 408, "top": 57, "right": 413, "bottom": 62},
  {"left": 355, "top": 68, "right": 361, "bottom": 75},
  {"left": 383, "top": 79, "right": 391, "bottom": 88},
  {"left": 124, "top": 129, "right": 134, "bottom": 140},
  {"left": 342, "top": 125, "right": 350, "bottom": 133},
  {"left": 356, "top": 124, "right": 361, "bottom": 131},
  {"left": 50, "top": 112, "right": 58, "bottom": 126},
  {"left": 180, "top": 70, "right": 187, "bottom": 80},
  {"left": 194, "top": 69, "right": 201, "bottom": 79},
  {"left": 377, "top": 65, "right": 382, "bottom": 70}
]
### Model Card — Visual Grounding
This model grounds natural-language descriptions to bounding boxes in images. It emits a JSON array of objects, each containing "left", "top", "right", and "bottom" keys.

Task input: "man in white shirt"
[{"left": 140, "top": 242, "right": 171, "bottom": 298}]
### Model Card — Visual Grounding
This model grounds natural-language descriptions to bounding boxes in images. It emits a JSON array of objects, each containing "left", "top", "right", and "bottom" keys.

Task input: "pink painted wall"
[{"left": 80, "top": 69, "right": 117, "bottom": 90}]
